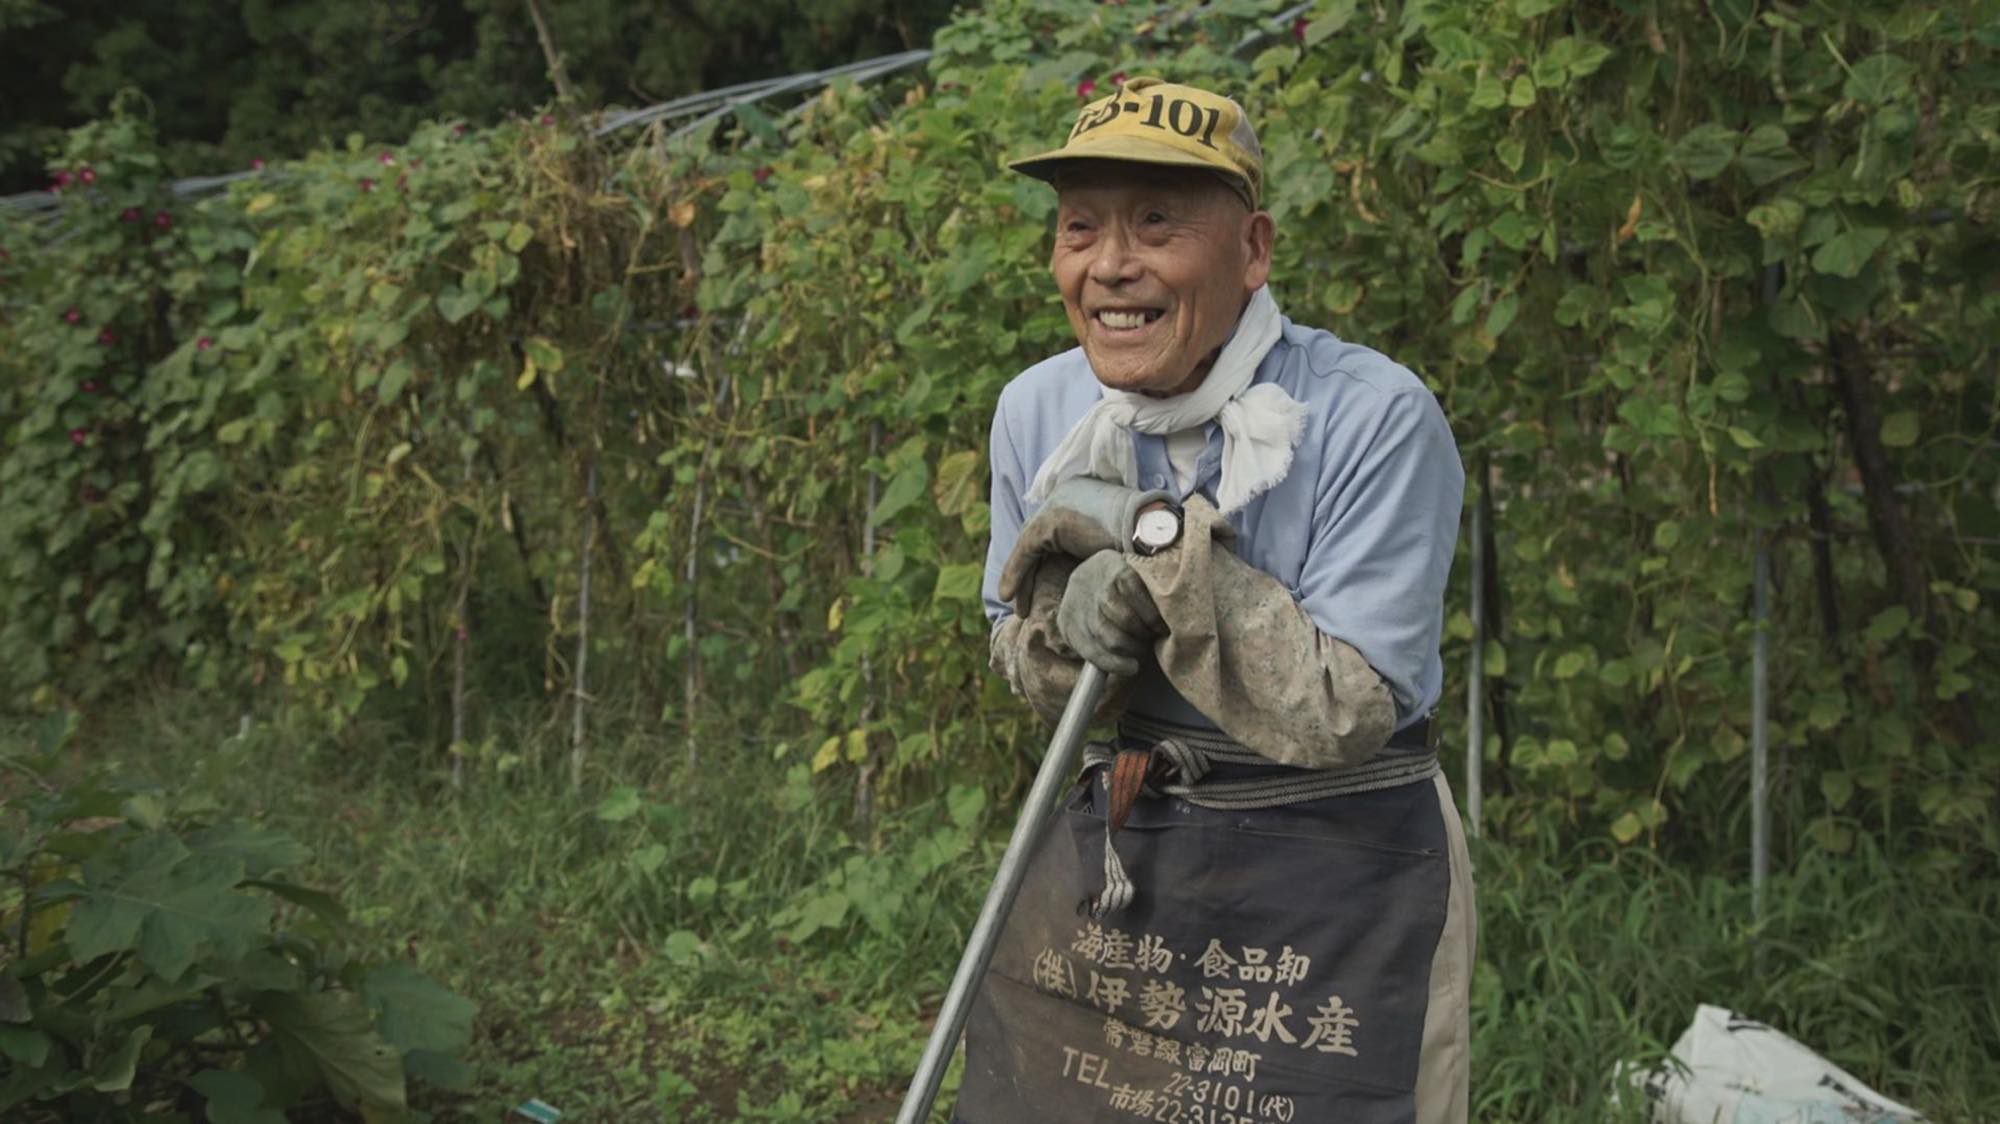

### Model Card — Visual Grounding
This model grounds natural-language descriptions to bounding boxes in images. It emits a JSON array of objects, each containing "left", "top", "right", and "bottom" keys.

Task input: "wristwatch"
[{"left": 1131, "top": 500, "right": 1183, "bottom": 557}]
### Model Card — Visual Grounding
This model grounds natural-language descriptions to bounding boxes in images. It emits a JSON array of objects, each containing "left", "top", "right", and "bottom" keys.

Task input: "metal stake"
[
  {"left": 895, "top": 662, "right": 1108, "bottom": 1124},
  {"left": 1466, "top": 469, "right": 1485, "bottom": 838},
  {"left": 1751, "top": 535, "right": 1770, "bottom": 924}
]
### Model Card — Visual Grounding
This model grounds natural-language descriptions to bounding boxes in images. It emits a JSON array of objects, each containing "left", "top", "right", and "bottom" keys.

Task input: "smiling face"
[{"left": 1051, "top": 161, "right": 1274, "bottom": 396}]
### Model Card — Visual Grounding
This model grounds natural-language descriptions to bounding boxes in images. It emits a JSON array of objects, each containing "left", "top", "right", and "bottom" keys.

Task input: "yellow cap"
[{"left": 1008, "top": 77, "right": 1264, "bottom": 209}]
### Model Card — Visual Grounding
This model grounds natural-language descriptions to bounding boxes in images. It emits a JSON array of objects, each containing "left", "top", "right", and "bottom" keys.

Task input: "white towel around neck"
[{"left": 1025, "top": 286, "right": 1307, "bottom": 514}]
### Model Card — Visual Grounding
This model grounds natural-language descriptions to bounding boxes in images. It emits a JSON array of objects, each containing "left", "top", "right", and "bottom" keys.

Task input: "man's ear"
[{"left": 1242, "top": 210, "right": 1275, "bottom": 291}]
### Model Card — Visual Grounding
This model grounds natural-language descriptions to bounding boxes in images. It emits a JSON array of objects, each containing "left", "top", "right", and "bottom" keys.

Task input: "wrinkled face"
[{"left": 1051, "top": 161, "right": 1273, "bottom": 396}]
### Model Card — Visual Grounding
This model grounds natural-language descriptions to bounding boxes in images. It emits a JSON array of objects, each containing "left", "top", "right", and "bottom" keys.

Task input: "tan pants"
[{"left": 1417, "top": 773, "right": 1477, "bottom": 1124}]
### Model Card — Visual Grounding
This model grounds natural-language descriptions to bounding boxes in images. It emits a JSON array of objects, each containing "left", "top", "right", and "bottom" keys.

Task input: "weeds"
[{"left": 11, "top": 689, "right": 1995, "bottom": 1122}]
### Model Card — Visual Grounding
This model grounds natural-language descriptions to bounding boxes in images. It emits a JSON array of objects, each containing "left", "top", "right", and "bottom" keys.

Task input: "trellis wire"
[{"left": 3, "top": 2, "right": 1313, "bottom": 220}]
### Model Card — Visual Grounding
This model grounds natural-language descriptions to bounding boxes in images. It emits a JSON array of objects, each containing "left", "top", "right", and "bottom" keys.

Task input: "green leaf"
[
  {"left": 1727, "top": 426, "right": 1763, "bottom": 450},
  {"left": 1879, "top": 411, "right": 1919, "bottom": 448},
  {"left": 187, "top": 823, "right": 311, "bottom": 879},
  {"left": 631, "top": 844, "right": 668, "bottom": 875},
  {"left": 377, "top": 359, "right": 415, "bottom": 404},
  {"left": 434, "top": 287, "right": 481, "bottom": 324},
  {"left": 1609, "top": 812, "right": 1643, "bottom": 844},
  {"left": 1810, "top": 227, "right": 1889, "bottom": 278},
  {"left": 91, "top": 1025, "right": 152, "bottom": 1092},
  {"left": 932, "top": 450, "right": 983, "bottom": 517},
  {"left": 1807, "top": 690, "right": 1848, "bottom": 731},
  {"left": 1552, "top": 651, "right": 1588, "bottom": 679},
  {"left": 523, "top": 336, "right": 564, "bottom": 374},
  {"left": 1485, "top": 293, "right": 1519, "bottom": 339},
  {"left": 361, "top": 962, "right": 476, "bottom": 1056},
  {"left": 1506, "top": 75, "right": 1536, "bottom": 108},
  {"left": 1821, "top": 771, "right": 1855, "bottom": 810},
  {"left": 190, "top": 1068, "right": 288, "bottom": 1124},
  {"left": 947, "top": 783, "right": 987, "bottom": 828},
  {"left": 1864, "top": 605, "right": 1910, "bottom": 644},
  {"left": 1746, "top": 198, "right": 1805, "bottom": 239},
  {"left": 66, "top": 833, "right": 270, "bottom": 981},
  {"left": 868, "top": 461, "right": 928, "bottom": 528},
  {"left": 1737, "top": 125, "right": 1807, "bottom": 186},
  {"left": 0, "top": 1026, "right": 50, "bottom": 1067},
  {"left": 1843, "top": 54, "right": 1915, "bottom": 104},
  {"left": 663, "top": 930, "right": 704, "bottom": 967},
  {"left": 595, "top": 787, "right": 642, "bottom": 822},
  {"left": 931, "top": 562, "right": 982, "bottom": 603},
  {"left": 1671, "top": 123, "right": 1738, "bottom": 180},
  {"left": 260, "top": 990, "right": 406, "bottom": 1114},
  {"left": 503, "top": 222, "right": 534, "bottom": 253},
  {"left": 245, "top": 879, "right": 352, "bottom": 932},
  {"left": 1305, "top": 0, "right": 1356, "bottom": 44}
]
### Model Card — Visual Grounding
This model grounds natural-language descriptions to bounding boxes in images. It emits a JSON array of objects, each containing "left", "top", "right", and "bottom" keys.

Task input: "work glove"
[
  {"left": 996, "top": 476, "right": 1174, "bottom": 607},
  {"left": 1125, "top": 495, "right": 1397, "bottom": 769},
  {"left": 1056, "top": 551, "right": 1166, "bottom": 676},
  {"left": 989, "top": 553, "right": 1131, "bottom": 727}
]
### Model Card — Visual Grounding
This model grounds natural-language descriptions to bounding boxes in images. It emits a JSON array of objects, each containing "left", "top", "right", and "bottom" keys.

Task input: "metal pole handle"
[{"left": 894, "top": 661, "right": 1109, "bottom": 1124}]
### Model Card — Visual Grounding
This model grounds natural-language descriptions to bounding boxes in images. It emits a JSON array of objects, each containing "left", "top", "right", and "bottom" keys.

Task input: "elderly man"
[{"left": 955, "top": 79, "right": 1472, "bottom": 1123}]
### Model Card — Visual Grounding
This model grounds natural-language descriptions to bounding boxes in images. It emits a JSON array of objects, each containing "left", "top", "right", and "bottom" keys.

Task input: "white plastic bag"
[{"left": 1617, "top": 1004, "right": 1926, "bottom": 1123}]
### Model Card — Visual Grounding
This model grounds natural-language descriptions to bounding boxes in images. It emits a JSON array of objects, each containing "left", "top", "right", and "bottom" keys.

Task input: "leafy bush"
[
  {"left": 0, "top": 712, "right": 474, "bottom": 1122},
  {"left": 1, "top": 0, "right": 1994, "bottom": 860}
]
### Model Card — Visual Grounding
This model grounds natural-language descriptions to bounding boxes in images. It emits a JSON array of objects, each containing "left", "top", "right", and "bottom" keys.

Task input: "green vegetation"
[
  {"left": 9, "top": 690, "right": 1996, "bottom": 1120},
  {"left": 3, "top": 0, "right": 1995, "bottom": 1118},
  {"left": 0, "top": 0, "right": 957, "bottom": 194},
  {"left": 0, "top": 714, "right": 474, "bottom": 1122}
]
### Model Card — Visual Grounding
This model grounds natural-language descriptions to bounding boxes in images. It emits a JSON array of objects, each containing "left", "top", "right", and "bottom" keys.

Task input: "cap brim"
[{"left": 1007, "top": 133, "right": 1242, "bottom": 189}]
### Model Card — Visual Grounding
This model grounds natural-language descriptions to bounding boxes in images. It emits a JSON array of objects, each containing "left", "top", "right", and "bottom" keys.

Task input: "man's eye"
[{"left": 1143, "top": 210, "right": 1168, "bottom": 224}]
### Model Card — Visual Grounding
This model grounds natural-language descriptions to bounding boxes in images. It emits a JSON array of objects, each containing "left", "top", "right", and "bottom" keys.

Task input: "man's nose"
[{"left": 1086, "top": 228, "right": 1143, "bottom": 286}]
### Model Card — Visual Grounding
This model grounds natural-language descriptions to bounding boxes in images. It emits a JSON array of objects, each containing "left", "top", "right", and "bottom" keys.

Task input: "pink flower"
[
  {"left": 197, "top": 337, "right": 214, "bottom": 350},
  {"left": 360, "top": 178, "right": 376, "bottom": 192},
  {"left": 1293, "top": 16, "right": 1310, "bottom": 41},
  {"left": 69, "top": 428, "right": 89, "bottom": 446},
  {"left": 79, "top": 167, "right": 96, "bottom": 185},
  {"left": 1111, "top": 72, "right": 1127, "bottom": 87},
  {"left": 453, "top": 124, "right": 467, "bottom": 137},
  {"left": 753, "top": 166, "right": 773, "bottom": 183},
  {"left": 380, "top": 151, "right": 396, "bottom": 165},
  {"left": 456, "top": 627, "right": 468, "bottom": 642},
  {"left": 1078, "top": 78, "right": 1098, "bottom": 100},
  {"left": 64, "top": 307, "right": 81, "bottom": 324},
  {"left": 98, "top": 327, "right": 116, "bottom": 345},
  {"left": 52, "top": 170, "right": 72, "bottom": 190},
  {"left": 154, "top": 211, "right": 172, "bottom": 229},
  {"left": 121, "top": 207, "right": 141, "bottom": 222},
  {"left": 540, "top": 114, "right": 555, "bottom": 126},
  {"left": 81, "top": 380, "right": 100, "bottom": 394},
  {"left": 251, "top": 158, "right": 266, "bottom": 171},
  {"left": 396, "top": 174, "right": 409, "bottom": 191}
]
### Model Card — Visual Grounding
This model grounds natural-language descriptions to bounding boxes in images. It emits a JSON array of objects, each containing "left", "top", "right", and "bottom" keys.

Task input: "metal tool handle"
[{"left": 894, "top": 661, "right": 1108, "bottom": 1124}]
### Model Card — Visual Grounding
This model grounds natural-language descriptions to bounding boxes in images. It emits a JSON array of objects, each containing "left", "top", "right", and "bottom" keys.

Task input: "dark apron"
[{"left": 952, "top": 759, "right": 1449, "bottom": 1124}]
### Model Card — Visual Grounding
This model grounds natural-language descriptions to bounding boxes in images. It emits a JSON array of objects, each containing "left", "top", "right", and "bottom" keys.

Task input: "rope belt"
[{"left": 1079, "top": 713, "right": 1441, "bottom": 917}]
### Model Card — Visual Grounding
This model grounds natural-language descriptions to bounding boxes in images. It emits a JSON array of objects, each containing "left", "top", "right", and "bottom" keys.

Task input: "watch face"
[{"left": 1136, "top": 508, "right": 1180, "bottom": 549}]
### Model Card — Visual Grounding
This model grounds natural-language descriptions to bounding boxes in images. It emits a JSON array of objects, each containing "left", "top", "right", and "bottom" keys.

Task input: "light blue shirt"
[{"left": 982, "top": 317, "right": 1465, "bottom": 731}]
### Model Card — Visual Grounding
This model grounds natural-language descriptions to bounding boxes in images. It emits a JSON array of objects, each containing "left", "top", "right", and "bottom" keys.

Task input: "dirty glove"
[
  {"left": 1126, "top": 495, "right": 1397, "bottom": 769},
  {"left": 1056, "top": 551, "right": 1166, "bottom": 676},
  {"left": 996, "top": 476, "right": 1174, "bottom": 607},
  {"left": 989, "top": 553, "right": 1131, "bottom": 727}
]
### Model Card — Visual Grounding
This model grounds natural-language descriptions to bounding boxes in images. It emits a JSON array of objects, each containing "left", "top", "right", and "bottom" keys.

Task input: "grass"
[{"left": 12, "top": 685, "right": 1997, "bottom": 1122}]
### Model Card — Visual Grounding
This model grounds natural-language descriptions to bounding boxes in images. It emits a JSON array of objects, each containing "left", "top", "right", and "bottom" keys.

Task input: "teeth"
[{"left": 1099, "top": 310, "right": 1155, "bottom": 329}]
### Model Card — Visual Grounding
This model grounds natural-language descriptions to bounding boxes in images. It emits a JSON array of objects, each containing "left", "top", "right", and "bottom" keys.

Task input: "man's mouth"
[{"left": 1095, "top": 308, "right": 1163, "bottom": 330}]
